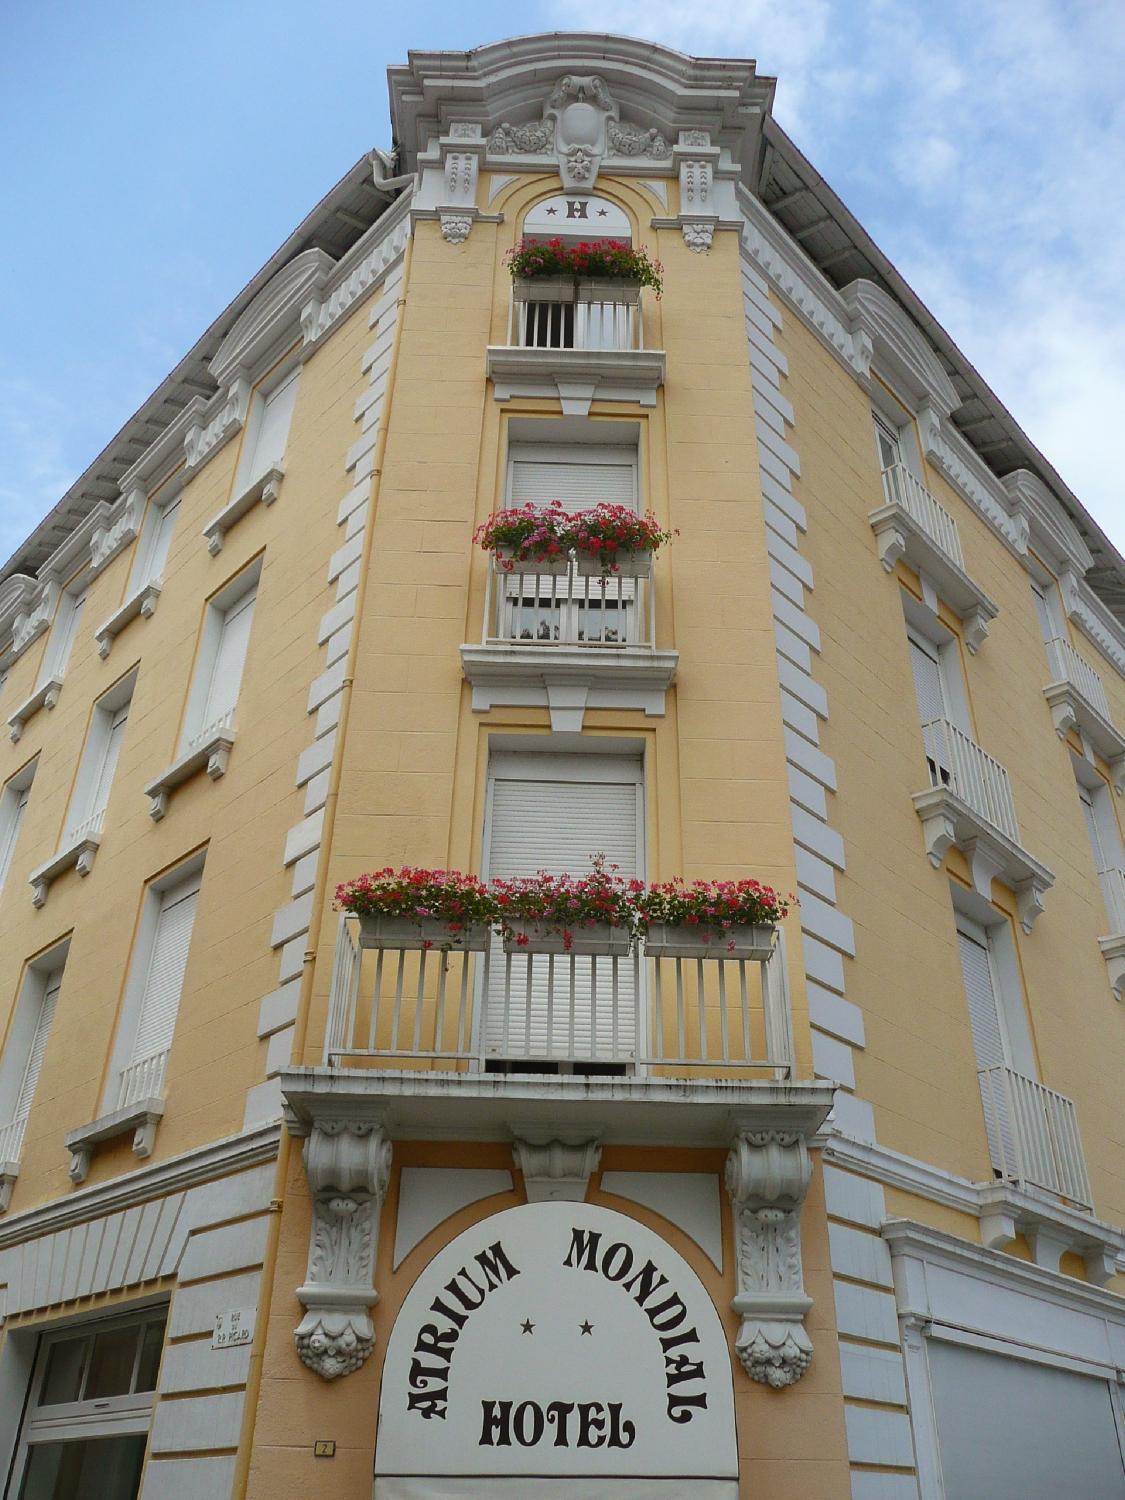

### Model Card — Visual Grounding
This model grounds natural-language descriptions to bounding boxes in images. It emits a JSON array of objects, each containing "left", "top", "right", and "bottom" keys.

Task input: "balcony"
[
  {"left": 29, "top": 809, "right": 105, "bottom": 908},
  {"left": 978, "top": 1064, "right": 1092, "bottom": 1210},
  {"left": 870, "top": 464, "right": 998, "bottom": 653},
  {"left": 64, "top": 1049, "right": 168, "bottom": 1185},
  {"left": 461, "top": 558, "right": 677, "bottom": 731},
  {"left": 912, "top": 717, "right": 1054, "bottom": 930},
  {"left": 1043, "top": 636, "right": 1125, "bottom": 790},
  {"left": 283, "top": 915, "right": 832, "bottom": 1152},
  {"left": 0, "top": 1113, "right": 28, "bottom": 1211},
  {"left": 486, "top": 280, "right": 665, "bottom": 415}
]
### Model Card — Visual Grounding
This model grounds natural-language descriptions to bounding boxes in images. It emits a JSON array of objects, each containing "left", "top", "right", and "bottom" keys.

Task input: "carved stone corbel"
[
  {"left": 295, "top": 1119, "right": 392, "bottom": 1380},
  {"left": 513, "top": 1136, "right": 601, "bottom": 1202},
  {"left": 962, "top": 606, "right": 991, "bottom": 655},
  {"left": 725, "top": 1130, "right": 814, "bottom": 1388}
]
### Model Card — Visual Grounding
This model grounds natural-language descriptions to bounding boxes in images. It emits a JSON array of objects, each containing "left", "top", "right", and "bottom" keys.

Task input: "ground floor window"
[{"left": 7, "top": 1306, "right": 166, "bottom": 1500}]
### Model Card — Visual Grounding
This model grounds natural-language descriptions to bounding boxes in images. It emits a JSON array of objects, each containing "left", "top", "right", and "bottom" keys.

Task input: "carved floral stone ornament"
[
  {"left": 724, "top": 1130, "right": 814, "bottom": 1388},
  {"left": 440, "top": 214, "right": 473, "bottom": 245},
  {"left": 295, "top": 1118, "right": 393, "bottom": 1380},
  {"left": 489, "top": 75, "right": 670, "bottom": 192}
]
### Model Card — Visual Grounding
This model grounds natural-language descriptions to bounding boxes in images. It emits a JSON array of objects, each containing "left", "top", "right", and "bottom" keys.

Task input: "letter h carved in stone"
[
  {"left": 724, "top": 1130, "right": 814, "bottom": 1388},
  {"left": 295, "top": 1118, "right": 392, "bottom": 1380}
]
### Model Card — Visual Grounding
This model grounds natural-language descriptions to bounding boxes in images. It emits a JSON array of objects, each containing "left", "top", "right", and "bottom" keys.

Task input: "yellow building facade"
[{"left": 0, "top": 34, "right": 1122, "bottom": 1500}]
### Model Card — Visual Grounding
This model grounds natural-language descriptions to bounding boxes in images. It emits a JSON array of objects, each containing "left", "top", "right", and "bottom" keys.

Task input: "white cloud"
[{"left": 547, "top": 0, "right": 1125, "bottom": 549}]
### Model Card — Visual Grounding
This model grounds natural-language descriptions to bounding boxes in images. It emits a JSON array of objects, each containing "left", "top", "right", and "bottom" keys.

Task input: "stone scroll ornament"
[
  {"left": 724, "top": 1131, "right": 814, "bottom": 1388},
  {"left": 489, "top": 75, "right": 670, "bottom": 192},
  {"left": 295, "top": 1119, "right": 392, "bottom": 1379}
]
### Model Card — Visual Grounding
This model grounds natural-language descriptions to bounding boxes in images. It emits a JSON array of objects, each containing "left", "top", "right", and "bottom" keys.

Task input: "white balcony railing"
[
  {"left": 0, "top": 1113, "right": 28, "bottom": 1164},
  {"left": 187, "top": 705, "right": 236, "bottom": 754},
  {"left": 117, "top": 1047, "right": 170, "bottom": 1109},
  {"left": 1045, "top": 636, "right": 1111, "bottom": 720},
  {"left": 323, "top": 916, "right": 794, "bottom": 1079},
  {"left": 62, "top": 806, "right": 107, "bottom": 851},
  {"left": 481, "top": 559, "right": 656, "bottom": 651},
  {"left": 978, "top": 1065, "right": 1092, "bottom": 1209},
  {"left": 922, "top": 718, "right": 1020, "bottom": 844},
  {"left": 881, "top": 464, "right": 964, "bottom": 569},
  {"left": 1096, "top": 865, "right": 1125, "bottom": 933},
  {"left": 510, "top": 279, "right": 644, "bottom": 353}
]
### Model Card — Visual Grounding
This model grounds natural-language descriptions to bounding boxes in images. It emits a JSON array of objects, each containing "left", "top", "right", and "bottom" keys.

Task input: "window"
[
  {"left": 38, "top": 587, "right": 86, "bottom": 686},
  {"left": 905, "top": 616, "right": 968, "bottom": 785},
  {"left": 128, "top": 491, "right": 181, "bottom": 593},
  {"left": 501, "top": 435, "right": 642, "bottom": 646},
  {"left": 63, "top": 676, "right": 134, "bottom": 845},
  {"left": 873, "top": 412, "right": 903, "bottom": 472},
  {"left": 113, "top": 866, "right": 201, "bottom": 1110},
  {"left": 482, "top": 750, "right": 643, "bottom": 1070},
  {"left": 1076, "top": 769, "right": 1125, "bottom": 931},
  {"left": 181, "top": 566, "right": 258, "bottom": 750},
  {"left": 236, "top": 367, "right": 300, "bottom": 493},
  {"left": 10, "top": 1306, "right": 167, "bottom": 1500},
  {"left": 1030, "top": 576, "right": 1066, "bottom": 646},
  {"left": 955, "top": 909, "right": 1036, "bottom": 1178},
  {"left": 0, "top": 948, "right": 66, "bottom": 1164},
  {"left": 0, "top": 760, "right": 36, "bottom": 895}
]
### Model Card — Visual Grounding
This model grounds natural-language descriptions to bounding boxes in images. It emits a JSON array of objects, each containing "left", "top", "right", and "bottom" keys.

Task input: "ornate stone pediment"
[{"left": 490, "top": 75, "right": 670, "bottom": 192}]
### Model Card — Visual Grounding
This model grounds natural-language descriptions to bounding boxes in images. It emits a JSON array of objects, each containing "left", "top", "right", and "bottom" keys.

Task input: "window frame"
[
  {"left": 179, "top": 560, "right": 261, "bottom": 754},
  {"left": 0, "top": 758, "right": 37, "bottom": 898},
  {"left": 0, "top": 940, "right": 69, "bottom": 1157},
  {"left": 128, "top": 486, "right": 182, "bottom": 595},
  {"left": 233, "top": 363, "right": 300, "bottom": 497},
  {"left": 37, "top": 583, "right": 87, "bottom": 689},
  {"left": 62, "top": 672, "right": 136, "bottom": 846}
]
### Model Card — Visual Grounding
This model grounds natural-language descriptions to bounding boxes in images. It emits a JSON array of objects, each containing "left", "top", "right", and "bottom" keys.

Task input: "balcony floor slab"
[{"left": 281, "top": 1067, "right": 835, "bottom": 1148}]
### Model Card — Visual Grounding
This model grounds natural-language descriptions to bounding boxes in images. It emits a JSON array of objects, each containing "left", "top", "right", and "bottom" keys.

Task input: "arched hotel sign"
[{"left": 375, "top": 1202, "right": 738, "bottom": 1497}]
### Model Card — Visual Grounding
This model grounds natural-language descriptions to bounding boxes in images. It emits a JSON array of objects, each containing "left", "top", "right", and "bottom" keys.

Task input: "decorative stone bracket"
[
  {"left": 725, "top": 1130, "right": 814, "bottom": 1388},
  {"left": 295, "top": 1119, "right": 392, "bottom": 1380},
  {"left": 513, "top": 1135, "right": 602, "bottom": 1202}
]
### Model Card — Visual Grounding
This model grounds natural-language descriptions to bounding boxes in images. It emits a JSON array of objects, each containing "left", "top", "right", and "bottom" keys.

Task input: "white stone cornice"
[
  {"left": 1003, "top": 469, "right": 1093, "bottom": 576},
  {"left": 841, "top": 279, "right": 959, "bottom": 418},
  {"left": 0, "top": 1122, "right": 279, "bottom": 1252},
  {"left": 89, "top": 490, "right": 144, "bottom": 576},
  {"left": 116, "top": 398, "right": 203, "bottom": 502},
  {"left": 914, "top": 406, "right": 1030, "bottom": 556},
  {"left": 300, "top": 197, "right": 412, "bottom": 349},
  {"left": 211, "top": 248, "right": 335, "bottom": 389},
  {"left": 184, "top": 374, "right": 251, "bottom": 474}
]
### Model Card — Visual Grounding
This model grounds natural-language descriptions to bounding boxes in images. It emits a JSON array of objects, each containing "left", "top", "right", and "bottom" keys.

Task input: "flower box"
[
  {"left": 574, "top": 548, "right": 652, "bottom": 580},
  {"left": 357, "top": 915, "right": 491, "bottom": 952},
  {"left": 495, "top": 545, "right": 571, "bottom": 576},
  {"left": 643, "top": 922, "right": 777, "bottom": 961},
  {"left": 502, "top": 922, "right": 634, "bottom": 957}
]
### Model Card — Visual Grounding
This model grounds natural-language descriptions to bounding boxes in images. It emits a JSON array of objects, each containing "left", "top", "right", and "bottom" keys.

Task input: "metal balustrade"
[
  {"left": 117, "top": 1047, "right": 170, "bottom": 1109},
  {"left": 922, "top": 718, "right": 1020, "bottom": 843},
  {"left": 323, "top": 915, "right": 794, "bottom": 1079},
  {"left": 1045, "top": 635, "right": 1111, "bottom": 720},
  {"left": 880, "top": 463, "right": 964, "bottom": 569},
  {"left": 481, "top": 558, "right": 656, "bottom": 651},
  {"left": 0, "top": 1113, "right": 28, "bottom": 1163},
  {"left": 978, "top": 1064, "right": 1092, "bottom": 1209},
  {"left": 509, "top": 281, "right": 644, "bottom": 353}
]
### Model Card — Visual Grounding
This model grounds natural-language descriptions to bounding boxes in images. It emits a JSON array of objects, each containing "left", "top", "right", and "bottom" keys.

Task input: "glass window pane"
[
  {"left": 82, "top": 1326, "right": 138, "bottom": 1399},
  {"left": 134, "top": 1318, "right": 165, "bottom": 1393},
  {"left": 19, "top": 1435, "right": 146, "bottom": 1500},
  {"left": 39, "top": 1338, "right": 87, "bottom": 1406}
]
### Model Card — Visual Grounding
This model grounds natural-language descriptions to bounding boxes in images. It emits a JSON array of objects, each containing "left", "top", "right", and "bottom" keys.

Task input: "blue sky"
[{"left": 3, "top": 1, "right": 1124, "bottom": 561}]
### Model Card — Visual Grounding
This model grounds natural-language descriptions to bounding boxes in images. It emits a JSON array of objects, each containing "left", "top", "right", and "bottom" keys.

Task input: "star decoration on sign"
[
  {"left": 579, "top": 1320, "right": 594, "bottom": 1335},
  {"left": 545, "top": 206, "right": 558, "bottom": 215},
  {"left": 597, "top": 208, "right": 608, "bottom": 217},
  {"left": 521, "top": 1319, "right": 535, "bottom": 1335}
]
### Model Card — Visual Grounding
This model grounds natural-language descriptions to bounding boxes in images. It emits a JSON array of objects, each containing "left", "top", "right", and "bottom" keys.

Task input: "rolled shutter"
[
  {"left": 509, "top": 446, "right": 637, "bottom": 512},
  {"left": 909, "top": 635, "right": 945, "bottom": 722},
  {"left": 130, "top": 874, "right": 200, "bottom": 1068},
  {"left": 957, "top": 924, "right": 1016, "bottom": 1177},
  {"left": 146, "top": 497, "right": 181, "bottom": 584},
  {"left": 13, "top": 972, "right": 61, "bottom": 1123},
  {"left": 40, "top": 593, "right": 86, "bottom": 684},
  {"left": 484, "top": 770, "right": 639, "bottom": 1061},
  {"left": 200, "top": 587, "right": 256, "bottom": 734}
]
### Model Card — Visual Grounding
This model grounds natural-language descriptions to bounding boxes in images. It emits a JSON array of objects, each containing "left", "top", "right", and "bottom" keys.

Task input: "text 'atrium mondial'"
[{"left": 0, "top": 31, "right": 1122, "bottom": 1500}]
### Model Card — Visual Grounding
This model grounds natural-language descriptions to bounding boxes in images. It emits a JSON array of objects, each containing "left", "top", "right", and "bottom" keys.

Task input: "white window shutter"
[
  {"left": 908, "top": 636, "right": 945, "bottom": 723},
  {"left": 130, "top": 875, "right": 200, "bottom": 1069},
  {"left": 484, "top": 772, "right": 640, "bottom": 1060},
  {"left": 40, "top": 593, "right": 86, "bottom": 684},
  {"left": 245, "top": 370, "right": 299, "bottom": 485},
  {"left": 89, "top": 704, "right": 130, "bottom": 822},
  {"left": 13, "top": 973, "right": 61, "bottom": 1123},
  {"left": 146, "top": 496, "right": 180, "bottom": 584},
  {"left": 957, "top": 924, "right": 1017, "bottom": 1177},
  {"left": 0, "top": 785, "right": 30, "bottom": 892},
  {"left": 200, "top": 587, "right": 256, "bottom": 734},
  {"left": 509, "top": 445, "right": 637, "bottom": 512}
]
